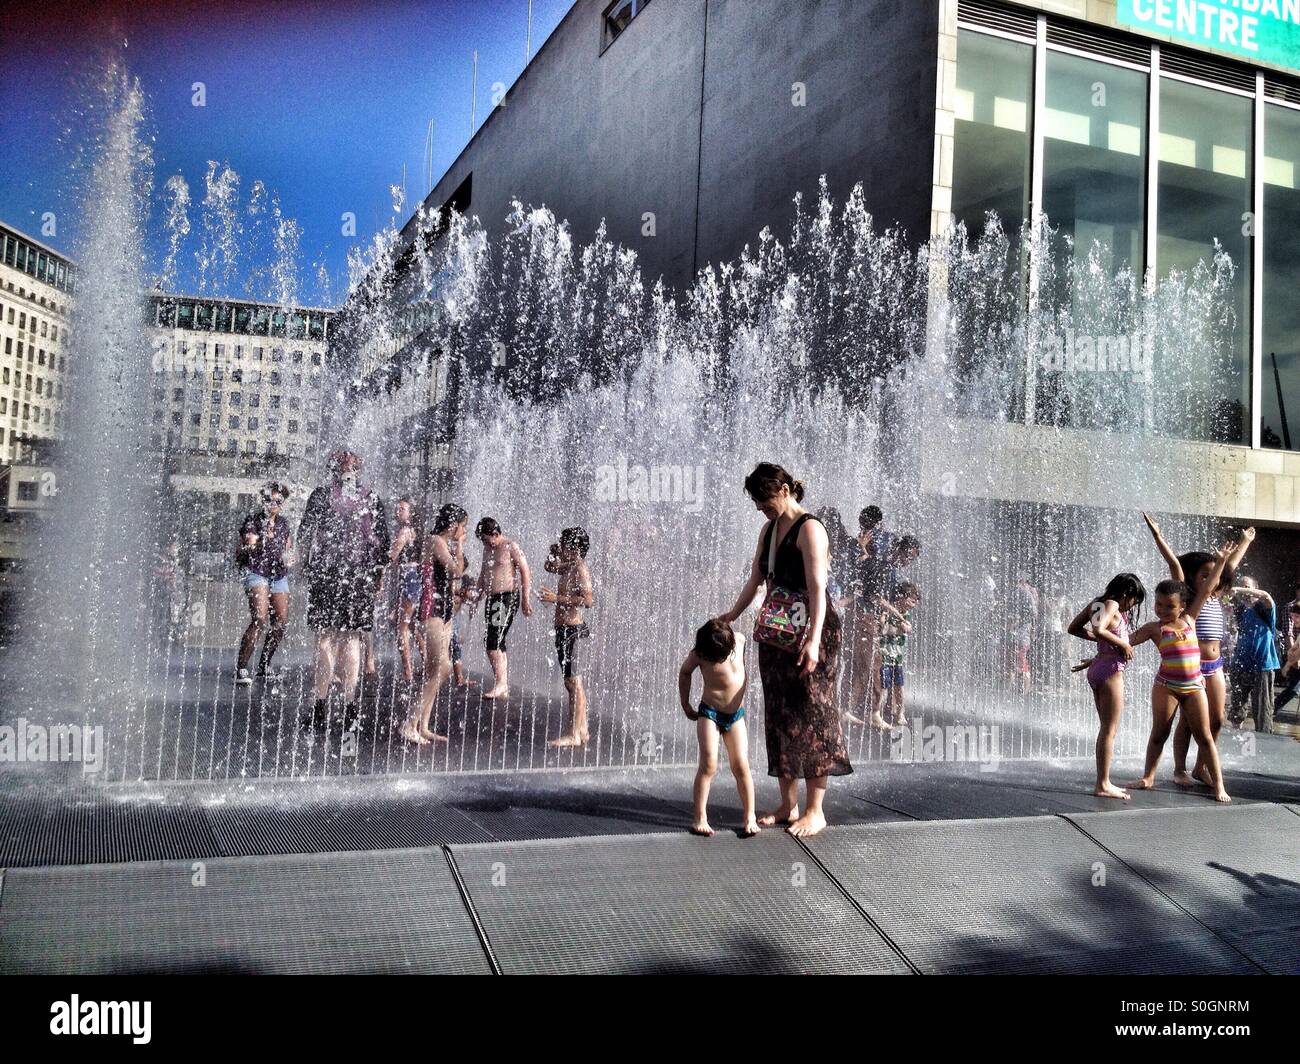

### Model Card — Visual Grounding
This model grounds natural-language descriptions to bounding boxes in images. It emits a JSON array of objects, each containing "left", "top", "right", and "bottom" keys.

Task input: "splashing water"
[{"left": 1, "top": 69, "right": 1239, "bottom": 785}]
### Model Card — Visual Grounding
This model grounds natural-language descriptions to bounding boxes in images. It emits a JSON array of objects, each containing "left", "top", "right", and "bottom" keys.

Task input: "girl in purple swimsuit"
[{"left": 1067, "top": 572, "right": 1146, "bottom": 800}]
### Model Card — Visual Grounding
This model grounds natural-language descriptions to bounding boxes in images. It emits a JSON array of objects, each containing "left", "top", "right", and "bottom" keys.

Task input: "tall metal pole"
[
  {"left": 526, "top": 0, "right": 533, "bottom": 62},
  {"left": 471, "top": 50, "right": 478, "bottom": 134}
]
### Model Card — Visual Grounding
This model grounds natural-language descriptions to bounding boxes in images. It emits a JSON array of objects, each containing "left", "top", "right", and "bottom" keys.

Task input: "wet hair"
[
  {"left": 1177, "top": 549, "right": 1235, "bottom": 594},
  {"left": 744, "top": 462, "right": 804, "bottom": 503},
  {"left": 858, "top": 505, "right": 883, "bottom": 533},
  {"left": 695, "top": 618, "right": 736, "bottom": 663},
  {"left": 1155, "top": 578, "right": 1192, "bottom": 607},
  {"left": 260, "top": 482, "right": 289, "bottom": 504},
  {"left": 328, "top": 449, "right": 361, "bottom": 473},
  {"left": 1099, "top": 572, "right": 1146, "bottom": 627},
  {"left": 893, "top": 581, "right": 920, "bottom": 603},
  {"left": 432, "top": 503, "right": 468, "bottom": 534},
  {"left": 476, "top": 516, "right": 502, "bottom": 539},
  {"left": 895, "top": 534, "right": 922, "bottom": 557},
  {"left": 560, "top": 526, "right": 590, "bottom": 557},
  {"left": 815, "top": 507, "right": 852, "bottom": 557}
]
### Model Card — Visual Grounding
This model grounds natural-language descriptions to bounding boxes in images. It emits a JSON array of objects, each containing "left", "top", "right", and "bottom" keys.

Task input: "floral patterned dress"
[{"left": 757, "top": 513, "right": 852, "bottom": 779}]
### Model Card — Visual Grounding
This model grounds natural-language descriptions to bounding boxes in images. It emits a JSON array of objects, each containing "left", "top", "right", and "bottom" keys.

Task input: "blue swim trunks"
[{"left": 697, "top": 701, "right": 745, "bottom": 733}]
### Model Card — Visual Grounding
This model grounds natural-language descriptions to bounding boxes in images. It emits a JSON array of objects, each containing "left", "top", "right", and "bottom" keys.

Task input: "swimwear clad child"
[
  {"left": 876, "top": 582, "right": 920, "bottom": 729},
  {"left": 1127, "top": 542, "right": 1233, "bottom": 803},
  {"left": 677, "top": 618, "right": 758, "bottom": 838},
  {"left": 1067, "top": 572, "right": 1146, "bottom": 800}
]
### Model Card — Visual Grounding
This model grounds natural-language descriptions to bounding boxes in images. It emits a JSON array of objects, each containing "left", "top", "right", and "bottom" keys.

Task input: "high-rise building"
[
  {"left": 145, "top": 293, "right": 333, "bottom": 528},
  {"left": 0, "top": 222, "right": 74, "bottom": 467}
]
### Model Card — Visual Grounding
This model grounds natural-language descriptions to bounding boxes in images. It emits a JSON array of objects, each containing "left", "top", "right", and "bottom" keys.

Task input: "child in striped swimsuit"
[
  {"left": 1127, "top": 542, "right": 1233, "bottom": 803},
  {"left": 1145, "top": 514, "right": 1256, "bottom": 788}
]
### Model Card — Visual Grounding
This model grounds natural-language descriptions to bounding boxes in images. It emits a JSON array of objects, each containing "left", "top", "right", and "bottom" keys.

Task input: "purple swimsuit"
[{"left": 1086, "top": 611, "right": 1130, "bottom": 690}]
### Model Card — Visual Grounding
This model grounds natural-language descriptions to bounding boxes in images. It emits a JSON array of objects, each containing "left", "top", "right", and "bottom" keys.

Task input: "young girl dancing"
[
  {"left": 1127, "top": 541, "right": 1233, "bottom": 803},
  {"left": 1067, "top": 573, "right": 1147, "bottom": 800},
  {"left": 1144, "top": 514, "right": 1255, "bottom": 786}
]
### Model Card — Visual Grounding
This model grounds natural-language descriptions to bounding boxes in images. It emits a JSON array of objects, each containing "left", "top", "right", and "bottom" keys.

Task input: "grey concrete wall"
[
  {"left": 415, "top": 0, "right": 940, "bottom": 291},
  {"left": 696, "top": 0, "right": 940, "bottom": 270},
  {"left": 422, "top": 0, "right": 705, "bottom": 288}
]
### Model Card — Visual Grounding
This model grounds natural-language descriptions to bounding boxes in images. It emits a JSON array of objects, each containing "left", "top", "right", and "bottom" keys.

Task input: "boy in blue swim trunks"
[{"left": 677, "top": 619, "right": 757, "bottom": 838}]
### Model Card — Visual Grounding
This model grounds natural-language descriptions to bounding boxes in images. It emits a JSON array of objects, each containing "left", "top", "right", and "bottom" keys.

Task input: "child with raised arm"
[
  {"left": 1067, "top": 573, "right": 1146, "bottom": 800},
  {"left": 1126, "top": 541, "right": 1233, "bottom": 802},
  {"left": 677, "top": 619, "right": 758, "bottom": 838},
  {"left": 1145, "top": 514, "right": 1255, "bottom": 785}
]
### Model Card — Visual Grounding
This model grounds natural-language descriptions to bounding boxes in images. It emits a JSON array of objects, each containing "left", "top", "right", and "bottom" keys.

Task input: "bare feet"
[
  {"left": 1127, "top": 777, "right": 1155, "bottom": 790},
  {"left": 893, "top": 715, "right": 910, "bottom": 729},
  {"left": 418, "top": 725, "right": 448, "bottom": 743},
  {"left": 690, "top": 821, "right": 714, "bottom": 837},
  {"left": 844, "top": 713, "right": 868, "bottom": 726},
  {"left": 456, "top": 677, "right": 481, "bottom": 688},
  {"left": 1214, "top": 791, "right": 1232, "bottom": 803},
  {"left": 1173, "top": 770, "right": 1196, "bottom": 787},
  {"left": 1194, "top": 764, "right": 1215, "bottom": 787},
  {"left": 788, "top": 810, "right": 827, "bottom": 837},
  {"left": 1094, "top": 782, "right": 1131, "bottom": 800},
  {"left": 549, "top": 733, "right": 586, "bottom": 748},
  {"left": 868, "top": 713, "right": 890, "bottom": 731},
  {"left": 483, "top": 685, "right": 507, "bottom": 699},
  {"left": 758, "top": 805, "right": 798, "bottom": 827},
  {"left": 399, "top": 724, "right": 429, "bottom": 746},
  {"left": 740, "top": 819, "right": 760, "bottom": 838}
]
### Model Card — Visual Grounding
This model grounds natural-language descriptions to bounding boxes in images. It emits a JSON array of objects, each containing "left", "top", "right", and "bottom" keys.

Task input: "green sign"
[{"left": 1118, "top": 0, "right": 1300, "bottom": 71}]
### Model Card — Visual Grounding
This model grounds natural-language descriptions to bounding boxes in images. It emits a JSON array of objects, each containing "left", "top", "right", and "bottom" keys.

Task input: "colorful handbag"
[{"left": 754, "top": 517, "right": 810, "bottom": 653}]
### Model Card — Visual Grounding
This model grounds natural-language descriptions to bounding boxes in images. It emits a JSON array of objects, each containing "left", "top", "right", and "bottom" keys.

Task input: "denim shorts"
[{"left": 244, "top": 570, "right": 289, "bottom": 595}]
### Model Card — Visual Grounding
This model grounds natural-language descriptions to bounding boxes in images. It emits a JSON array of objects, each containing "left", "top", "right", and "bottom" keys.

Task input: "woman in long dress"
[{"left": 717, "top": 462, "right": 851, "bottom": 836}]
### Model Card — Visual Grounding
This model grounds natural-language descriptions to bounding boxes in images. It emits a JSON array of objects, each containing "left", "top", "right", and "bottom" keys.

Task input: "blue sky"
[{"left": 0, "top": 0, "right": 575, "bottom": 306}]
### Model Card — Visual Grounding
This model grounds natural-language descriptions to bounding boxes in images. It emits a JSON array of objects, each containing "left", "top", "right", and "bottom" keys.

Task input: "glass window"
[
  {"left": 1156, "top": 78, "right": 1252, "bottom": 445},
  {"left": 1262, "top": 103, "right": 1300, "bottom": 450},
  {"left": 952, "top": 30, "right": 1034, "bottom": 253}
]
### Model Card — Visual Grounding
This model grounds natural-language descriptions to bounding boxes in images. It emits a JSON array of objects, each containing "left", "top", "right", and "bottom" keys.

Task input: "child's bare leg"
[
  {"left": 868, "top": 679, "right": 890, "bottom": 730},
  {"left": 1172, "top": 711, "right": 1194, "bottom": 784},
  {"left": 759, "top": 776, "right": 799, "bottom": 826},
  {"left": 723, "top": 720, "right": 757, "bottom": 835},
  {"left": 405, "top": 621, "right": 450, "bottom": 743},
  {"left": 1130, "top": 685, "right": 1178, "bottom": 789},
  {"left": 1182, "top": 692, "right": 1230, "bottom": 802},
  {"left": 550, "top": 676, "right": 588, "bottom": 746},
  {"left": 485, "top": 648, "right": 508, "bottom": 698},
  {"left": 691, "top": 718, "right": 719, "bottom": 836},
  {"left": 892, "top": 686, "right": 908, "bottom": 728},
  {"left": 1194, "top": 671, "right": 1226, "bottom": 785},
  {"left": 1093, "top": 675, "right": 1129, "bottom": 799}
]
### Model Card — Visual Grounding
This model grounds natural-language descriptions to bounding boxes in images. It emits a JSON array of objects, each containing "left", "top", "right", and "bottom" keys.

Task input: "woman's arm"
[
  {"left": 719, "top": 526, "right": 768, "bottom": 623},
  {"left": 798, "top": 519, "right": 830, "bottom": 677},
  {"left": 1143, "top": 512, "right": 1182, "bottom": 581}
]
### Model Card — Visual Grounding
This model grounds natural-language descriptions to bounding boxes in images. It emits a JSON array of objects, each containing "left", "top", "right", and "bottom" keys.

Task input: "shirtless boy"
[
  {"left": 474, "top": 517, "right": 533, "bottom": 699},
  {"left": 540, "top": 527, "right": 594, "bottom": 747},
  {"left": 677, "top": 618, "right": 757, "bottom": 837}
]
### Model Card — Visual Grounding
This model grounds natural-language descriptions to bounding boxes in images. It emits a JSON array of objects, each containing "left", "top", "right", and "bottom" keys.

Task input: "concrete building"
[
  {"left": 145, "top": 293, "right": 332, "bottom": 547},
  {"left": 0, "top": 222, "right": 73, "bottom": 468},
  {"left": 336, "top": 2, "right": 1300, "bottom": 534}
]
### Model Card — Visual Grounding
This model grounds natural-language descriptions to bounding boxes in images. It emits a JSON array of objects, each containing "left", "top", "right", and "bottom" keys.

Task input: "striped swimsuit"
[
  {"left": 1156, "top": 619, "right": 1205, "bottom": 695},
  {"left": 1195, "top": 597, "right": 1226, "bottom": 675}
]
